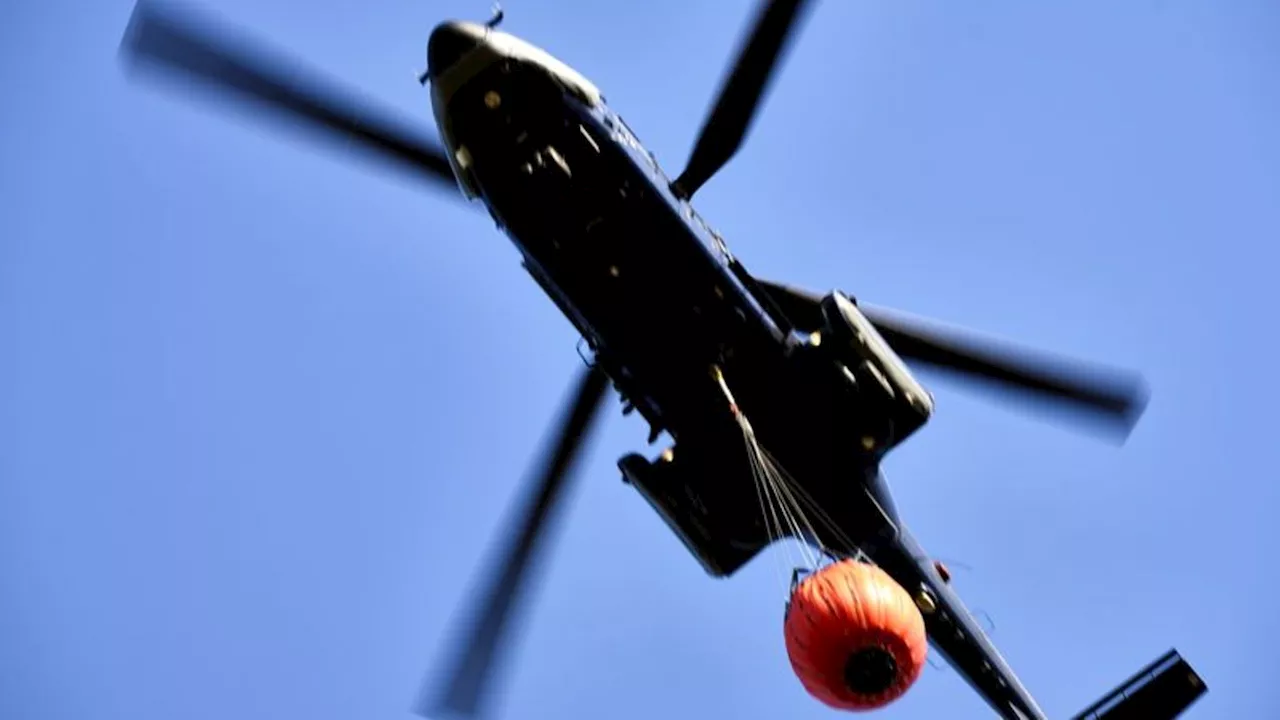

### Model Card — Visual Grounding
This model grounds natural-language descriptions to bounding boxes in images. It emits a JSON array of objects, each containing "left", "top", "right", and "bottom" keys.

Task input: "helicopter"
[{"left": 119, "top": 1, "right": 1209, "bottom": 718}]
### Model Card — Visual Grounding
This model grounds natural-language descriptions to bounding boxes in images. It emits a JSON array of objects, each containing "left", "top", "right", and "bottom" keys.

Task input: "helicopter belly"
[{"left": 441, "top": 64, "right": 787, "bottom": 439}]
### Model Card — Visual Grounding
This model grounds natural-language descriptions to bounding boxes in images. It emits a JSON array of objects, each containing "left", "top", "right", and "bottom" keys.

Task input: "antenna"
[{"left": 486, "top": 4, "right": 504, "bottom": 29}]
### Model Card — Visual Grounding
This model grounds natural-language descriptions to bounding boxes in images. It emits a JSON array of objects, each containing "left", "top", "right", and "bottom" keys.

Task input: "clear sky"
[{"left": 3, "top": 1, "right": 1278, "bottom": 718}]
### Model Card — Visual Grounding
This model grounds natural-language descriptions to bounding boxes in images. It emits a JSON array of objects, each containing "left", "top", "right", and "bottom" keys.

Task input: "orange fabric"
[{"left": 784, "top": 560, "right": 928, "bottom": 711}]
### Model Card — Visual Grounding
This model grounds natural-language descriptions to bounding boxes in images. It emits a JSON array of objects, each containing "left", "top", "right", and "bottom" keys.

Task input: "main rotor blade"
[
  {"left": 857, "top": 305, "right": 1149, "bottom": 438},
  {"left": 752, "top": 279, "right": 1147, "bottom": 439},
  {"left": 120, "top": 1, "right": 460, "bottom": 192},
  {"left": 421, "top": 365, "right": 611, "bottom": 719},
  {"left": 670, "top": 0, "right": 816, "bottom": 200}
]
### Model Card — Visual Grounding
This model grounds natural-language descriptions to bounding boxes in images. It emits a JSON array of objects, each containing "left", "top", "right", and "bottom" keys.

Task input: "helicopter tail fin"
[{"left": 1067, "top": 649, "right": 1206, "bottom": 720}]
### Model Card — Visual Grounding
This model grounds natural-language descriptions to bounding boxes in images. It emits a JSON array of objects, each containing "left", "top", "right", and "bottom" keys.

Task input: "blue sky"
[{"left": 3, "top": 1, "right": 1278, "bottom": 718}]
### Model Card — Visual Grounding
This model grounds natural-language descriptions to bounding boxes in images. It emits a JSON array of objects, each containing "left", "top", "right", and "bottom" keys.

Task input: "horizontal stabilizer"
[{"left": 1070, "top": 649, "right": 1206, "bottom": 720}]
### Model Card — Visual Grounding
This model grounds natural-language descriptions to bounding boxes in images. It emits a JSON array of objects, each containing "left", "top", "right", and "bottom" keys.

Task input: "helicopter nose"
[{"left": 427, "top": 21, "right": 485, "bottom": 80}]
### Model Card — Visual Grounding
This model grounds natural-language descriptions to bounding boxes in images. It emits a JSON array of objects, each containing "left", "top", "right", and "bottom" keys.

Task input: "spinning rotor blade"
[
  {"left": 670, "top": 0, "right": 816, "bottom": 200},
  {"left": 120, "top": 1, "right": 459, "bottom": 192},
  {"left": 754, "top": 280, "right": 1148, "bottom": 438},
  {"left": 858, "top": 305, "right": 1149, "bottom": 437},
  {"left": 421, "top": 366, "right": 610, "bottom": 718}
]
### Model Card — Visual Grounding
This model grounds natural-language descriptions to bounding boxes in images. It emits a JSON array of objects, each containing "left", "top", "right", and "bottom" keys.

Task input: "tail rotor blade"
[
  {"left": 420, "top": 365, "right": 611, "bottom": 718},
  {"left": 670, "top": 0, "right": 816, "bottom": 200},
  {"left": 120, "top": 1, "right": 461, "bottom": 192}
]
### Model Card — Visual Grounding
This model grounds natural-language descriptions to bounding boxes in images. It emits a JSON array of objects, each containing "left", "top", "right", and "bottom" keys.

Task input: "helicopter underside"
[
  {"left": 119, "top": 4, "right": 1206, "bottom": 719},
  {"left": 435, "top": 58, "right": 951, "bottom": 582},
  {"left": 437, "top": 60, "right": 848, "bottom": 563}
]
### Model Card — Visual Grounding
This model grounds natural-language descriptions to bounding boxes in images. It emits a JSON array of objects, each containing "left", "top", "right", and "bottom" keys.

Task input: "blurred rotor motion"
[
  {"left": 119, "top": 0, "right": 462, "bottom": 193},
  {"left": 420, "top": 367, "right": 610, "bottom": 719},
  {"left": 117, "top": 0, "right": 1146, "bottom": 441},
  {"left": 671, "top": 0, "right": 815, "bottom": 201},
  {"left": 116, "top": 0, "right": 1183, "bottom": 718},
  {"left": 858, "top": 304, "right": 1148, "bottom": 437},
  {"left": 754, "top": 279, "right": 1149, "bottom": 440}
]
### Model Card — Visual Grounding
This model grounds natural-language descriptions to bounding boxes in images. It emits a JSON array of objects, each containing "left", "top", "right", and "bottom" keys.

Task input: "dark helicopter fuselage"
[
  {"left": 426, "top": 21, "right": 1051, "bottom": 720},
  {"left": 115, "top": 2, "right": 1204, "bottom": 716}
]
